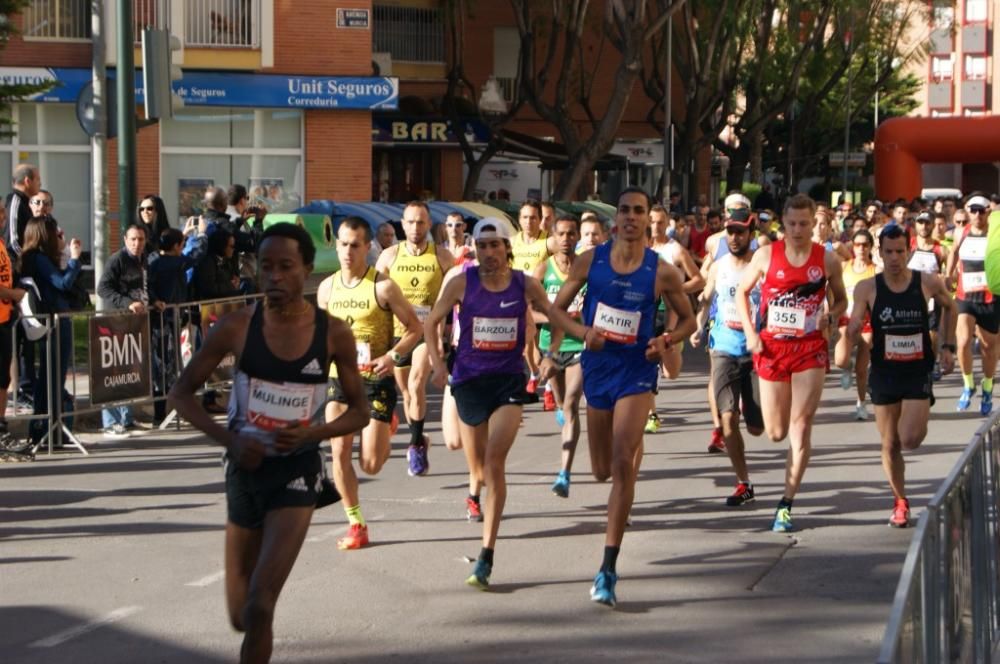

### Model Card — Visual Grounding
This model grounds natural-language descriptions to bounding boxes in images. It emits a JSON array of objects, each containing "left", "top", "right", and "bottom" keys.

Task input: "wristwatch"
[
  {"left": 389, "top": 349, "right": 403, "bottom": 364},
  {"left": 942, "top": 343, "right": 957, "bottom": 353}
]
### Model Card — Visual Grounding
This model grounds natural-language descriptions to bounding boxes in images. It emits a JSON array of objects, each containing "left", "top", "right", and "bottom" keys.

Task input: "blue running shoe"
[
  {"left": 551, "top": 471, "right": 570, "bottom": 498},
  {"left": 590, "top": 570, "right": 617, "bottom": 608},
  {"left": 555, "top": 409, "right": 565, "bottom": 427},
  {"left": 981, "top": 389, "right": 993, "bottom": 416},
  {"left": 407, "top": 435, "right": 430, "bottom": 477},
  {"left": 958, "top": 388, "right": 974, "bottom": 412},
  {"left": 772, "top": 506, "right": 794, "bottom": 532},
  {"left": 465, "top": 559, "right": 491, "bottom": 590}
]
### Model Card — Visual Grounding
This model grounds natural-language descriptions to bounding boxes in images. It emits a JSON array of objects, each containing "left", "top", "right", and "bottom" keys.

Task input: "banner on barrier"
[
  {"left": 89, "top": 313, "right": 152, "bottom": 405},
  {"left": 201, "top": 301, "right": 242, "bottom": 383}
]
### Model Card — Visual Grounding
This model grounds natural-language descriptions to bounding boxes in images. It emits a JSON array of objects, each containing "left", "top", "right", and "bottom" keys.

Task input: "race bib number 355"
[
  {"left": 594, "top": 302, "right": 641, "bottom": 344},
  {"left": 472, "top": 317, "right": 518, "bottom": 350},
  {"left": 766, "top": 305, "right": 806, "bottom": 336},
  {"left": 247, "top": 379, "right": 315, "bottom": 431}
]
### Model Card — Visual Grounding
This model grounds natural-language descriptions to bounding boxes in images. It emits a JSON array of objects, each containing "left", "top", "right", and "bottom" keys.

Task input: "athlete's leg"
[
  {"left": 897, "top": 399, "right": 931, "bottom": 451},
  {"left": 875, "top": 401, "right": 904, "bottom": 499},
  {"left": 720, "top": 410, "right": 748, "bottom": 481},
  {"left": 406, "top": 344, "right": 431, "bottom": 422},
  {"left": 606, "top": 392, "right": 654, "bottom": 547},
  {"left": 834, "top": 325, "right": 852, "bottom": 369},
  {"left": 783, "top": 367, "right": 825, "bottom": 500},
  {"left": 326, "top": 401, "right": 359, "bottom": 508},
  {"left": 458, "top": 418, "right": 486, "bottom": 497},
  {"left": 240, "top": 506, "right": 314, "bottom": 664},
  {"left": 587, "top": 406, "right": 614, "bottom": 481},
  {"left": 957, "top": 313, "right": 977, "bottom": 377},
  {"left": 480, "top": 404, "right": 522, "bottom": 549},
  {"left": 560, "top": 363, "right": 584, "bottom": 472},
  {"left": 976, "top": 327, "right": 998, "bottom": 380},
  {"left": 442, "top": 385, "right": 462, "bottom": 451},
  {"left": 758, "top": 378, "right": 792, "bottom": 442},
  {"left": 225, "top": 522, "right": 263, "bottom": 632},
  {"left": 358, "top": 419, "right": 392, "bottom": 475},
  {"left": 855, "top": 337, "right": 871, "bottom": 405},
  {"left": 394, "top": 365, "right": 413, "bottom": 421},
  {"left": 661, "top": 345, "right": 683, "bottom": 379}
]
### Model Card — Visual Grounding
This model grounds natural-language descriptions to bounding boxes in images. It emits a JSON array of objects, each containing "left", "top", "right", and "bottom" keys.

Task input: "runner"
[
  {"left": 443, "top": 211, "right": 474, "bottom": 264},
  {"left": 168, "top": 223, "right": 369, "bottom": 664},
  {"left": 909, "top": 211, "right": 949, "bottom": 378},
  {"left": 425, "top": 219, "right": 551, "bottom": 590},
  {"left": 578, "top": 214, "right": 606, "bottom": 253},
  {"left": 833, "top": 229, "right": 877, "bottom": 421},
  {"left": 376, "top": 201, "right": 454, "bottom": 476},
  {"left": 545, "top": 187, "right": 696, "bottom": 608},
  {"left": 944, "top": 194, "right": 997, "bottom": 415},
  {"left": 691, "top": 210, "right": 764, "bottom": 505},
  {"left": 511, "top": 200, "right": 555, "bottom": 396},
  {"left": 847, "top": 223, "right": 956, "bottom": 527},
  {"left": 533, "top": 214, "right": 586, "bottom": 497},
  {"left": 318, "top": 217, "right": 423, "bottom": 550},
  {"left": 736, "top": 193, "right": 848, "bottom": 533}
]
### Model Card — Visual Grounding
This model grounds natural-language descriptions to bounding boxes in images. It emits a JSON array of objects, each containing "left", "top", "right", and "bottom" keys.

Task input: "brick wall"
[
  {"left": 106, "top": 121, "right": 160, "bottom": 253},
  {"left": 0, "top": 13, "right": 91, "bottom": 67},
  {"left": 271, "top": 0, "right": 372, "bottom": 75},
  {"left": 305, "top": 110, "right": 371, "bottom": 201}
]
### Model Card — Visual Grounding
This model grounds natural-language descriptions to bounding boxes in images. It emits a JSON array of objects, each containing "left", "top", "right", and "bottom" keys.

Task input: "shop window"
[
  {"left": 160, "top": 107, "right": 303, "bottom": 225},
  {"left": 373, "top": 5, "right": 444, "bottom": 63}
]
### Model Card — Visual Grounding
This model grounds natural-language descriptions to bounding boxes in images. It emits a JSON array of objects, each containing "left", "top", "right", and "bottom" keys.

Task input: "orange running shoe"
[
  {"left": 337, "top": 523, "right": 369, "bottom": 550},
  {"left": 889, "top": 498, "right": 910, "bottom": 528}
]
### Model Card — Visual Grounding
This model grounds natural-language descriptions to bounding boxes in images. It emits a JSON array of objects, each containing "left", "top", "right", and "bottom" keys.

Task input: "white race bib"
[
  {"left": 962, "top": 271, "right": 988, "bottom": 292},
  {"left": 247, "top": 379, "right": 315, "bottom": 432},
  {"left": 885, "top": 334, "right": 924, "bottom": 361},
  {"left": 413, "top": 305, "right": 431, "bottom": 323},
  {"left": 567, "top": 291, "right": 585, "bottom": 319},
  {"left": 356, "top": 341, "right": 371, "bottom": 368},
  {"left": 721, "top": 302, "right": 743, "bottom": 330},
  {"left": 907, "top": 251, "right": 940, "bottom": 274},
  {"left": 960, "top": 236, "right": 987, "bottom": 261},
  {"left": 472, "top": 317, "right": 518, "bottom": 350},
  {"left": 593, "top": 302, "right": 641, "bottom": 344},
  {"left": 766, "top": 305, "right": 807, "bottom": 336}
]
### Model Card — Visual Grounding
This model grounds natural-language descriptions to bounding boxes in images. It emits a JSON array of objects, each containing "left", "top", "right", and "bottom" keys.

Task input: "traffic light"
[{"left": 141, "top": 27, "right": 183, "bottom": 119}]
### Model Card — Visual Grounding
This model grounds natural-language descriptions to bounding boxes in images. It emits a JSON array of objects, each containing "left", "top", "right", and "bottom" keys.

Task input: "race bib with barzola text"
[{"left": 472, "top": 317, "right": 518, "bottom": 351}]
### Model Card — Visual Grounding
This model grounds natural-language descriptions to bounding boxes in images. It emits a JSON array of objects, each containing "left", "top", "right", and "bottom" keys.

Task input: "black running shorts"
[
  {"left": 957, "top": 299, "right": 1000, "bottom": 335},
  {"left": 225, "top": 449, "right": 332, "bottom": 529},
  {"left": 451, "top": 373, "right": 527, "bottom": 426},
  {"left": 328, "top": 376, "right": 397, "bottom": 423},
  {"left": 868, "top": 369, "right": 935, "bottom": 406}
]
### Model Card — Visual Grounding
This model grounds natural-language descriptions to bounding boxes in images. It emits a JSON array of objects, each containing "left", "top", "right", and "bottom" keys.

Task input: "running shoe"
[
  {"left": 958, "top": 388, "right": 974, "bottom": 411},
  {"left": 465, "top": 559, "right": 491, "bottom": 590},
  {"left": 465, "top": 496, "right": 483, "bottom": 522},
  {"left": 543, "top": 387, "right": 556, "bottom": 412},
  {"left": 854, "top": 403, "right": 870, "bottom": 421},
  {"left": 337, "top": 523, "right": 369, "bottom": 550},
  {"left": 771, "top": 506, "right": 794, "bottom": 532},
  {"left": 590, "top": 570, "right": 618, "bottom": 608},
  {"left": 407, "top": 435, "right": 430, "bottom": 477},
  {"left": 726, "top": 482, "right": 755, "bottom": 507},
  {"left": 981, "top": 389, "right": 993, "bottom": 416},
  {"left": 526, "top": 377, "right": 538, "bottom": 395},
  {"left": 555, "top": 409, "right": 566, "bottom": 427},
  {"left": 551, "top": 471, "right": 570, "bottom": 498},
  {"left": 839, "top": 369, "right": 852, "bottom": 391},
  {"left": 889, "top": 498, "right": 910, "bottom": 528},
  {"left": 102, "top": 424, "right": 131, "bottom": 438},
  {"left": 644, "top": 412, "right": 660, "bottom": 434},
  {"left": 707, "top": 428, "right": 726, "bottom": 454}
]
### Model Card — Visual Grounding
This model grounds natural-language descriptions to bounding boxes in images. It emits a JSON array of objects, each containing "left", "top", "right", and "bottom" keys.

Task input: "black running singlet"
[
  {"left": 870, "top": 272, "right": 933, "bottom": 374},
  {"left": 228, "top": 303, "right": 331, "bottom": 456}
]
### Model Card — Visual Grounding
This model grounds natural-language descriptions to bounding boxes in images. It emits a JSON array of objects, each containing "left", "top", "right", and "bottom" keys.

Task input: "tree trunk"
[
  {"left": 749, "top": 131, "right": 763, "bottom": 184},
  {"left": 726, "top": 149, "right": 749, "bottom": 192},
  {"left": 462, "top": 143, "right": 499, "bottom": 200}
]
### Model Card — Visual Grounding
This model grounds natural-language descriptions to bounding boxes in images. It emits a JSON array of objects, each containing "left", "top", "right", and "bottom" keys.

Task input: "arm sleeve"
[{"left": 35, "top": 255, "right": 82, "bottom": 293}]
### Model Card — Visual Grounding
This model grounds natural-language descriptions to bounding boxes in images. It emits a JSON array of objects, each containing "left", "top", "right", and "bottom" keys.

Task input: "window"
[
  {"left": 23, "top": 0, "right": 90, "bottom": 41},
  {"left": 964, "top": 54, "right": 987, "bottom": 80},
  {"left": 373, "top": 5, "right": 444, "bottom": 63},
  {"left": 0, "top": 105, "right": 92, "bottom": 247},
  {"left": 160, "top": 108, "right": 303, "bottom": 224},
  {"left": 932, "top": 1, "right": 955, "bottom": 28},
  {"left": 494, "top": 27, "right": 519, "bottom": 102},
  {"left": 931, "top": 54, "right": 954, "bottom": 80},
  {"left": 965, "top": 0, "right": 988, "bottom": 22}
]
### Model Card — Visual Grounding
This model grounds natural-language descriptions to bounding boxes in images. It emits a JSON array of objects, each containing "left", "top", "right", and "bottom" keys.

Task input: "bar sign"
[{"left": 337, "top": 8, "right": 370, "bottom": 28}]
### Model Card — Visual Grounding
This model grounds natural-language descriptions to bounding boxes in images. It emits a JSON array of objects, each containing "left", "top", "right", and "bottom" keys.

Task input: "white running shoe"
[{"left": 854, "top": 403, "right": 870, "bottom": 421}]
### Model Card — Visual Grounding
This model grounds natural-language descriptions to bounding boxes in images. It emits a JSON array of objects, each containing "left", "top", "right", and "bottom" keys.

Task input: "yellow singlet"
[
  {"left": 388, "top": 240, "right": 444, "bottom": 337},
  {"left": 512, "top": 231, "right": 550, "bottom": 273},
  {"left": 842, "top": 261, "right": 876, "bottom": 315},
  {"left": 325, "top": 266, "right": 392, "bottom": 379}
]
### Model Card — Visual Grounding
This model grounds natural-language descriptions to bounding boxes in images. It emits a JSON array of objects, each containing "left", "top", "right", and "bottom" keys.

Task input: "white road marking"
[
  {"left": 185, "top": 570, "right": 226, "bottom": 587},
  {"left": 29, "top": 606, "right": 142, "bottom": 648}
]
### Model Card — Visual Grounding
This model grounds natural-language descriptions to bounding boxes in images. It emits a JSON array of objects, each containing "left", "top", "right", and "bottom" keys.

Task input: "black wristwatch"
[{"left": 942, "top": 343, "right": 957, "bottom": 353}]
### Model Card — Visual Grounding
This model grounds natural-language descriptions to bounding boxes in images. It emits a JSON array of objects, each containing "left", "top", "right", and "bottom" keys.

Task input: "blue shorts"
[{"left": 581, "top": 348, "right": 658, "bottom": 411}]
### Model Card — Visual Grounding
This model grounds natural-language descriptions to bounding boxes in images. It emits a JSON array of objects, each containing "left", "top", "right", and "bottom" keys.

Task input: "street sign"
[
  {"left": 75, "top": 81, "right": 117, "bottom": 139},
  {"left": 337, "top": 8, "right": 370, "bottom": 28}
]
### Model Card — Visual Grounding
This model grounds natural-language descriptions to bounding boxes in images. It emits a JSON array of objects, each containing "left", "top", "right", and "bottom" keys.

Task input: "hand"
[
  {"left": 231, "top": 276, "right": 240, "bottom": 289},
  {"left": 154, "top": 300, "right": 166, "bottom": 312},
  {"left": 745, "top": 330, "right": 763, "bottom": 355},
  {"left": 183, "top": 217, "right": 198, "bottom": 237},
  {"left": 940, "top": 348, "right": 955, "bottom": 375},
  {"left": 198, "top": 215, "right": 208, "bottom": 234},
  {"left": 128, "top": 301, "right": 147, "bottom": 314},
  {"left": 689, "top": 328, "right": 702, "bottom": 348},
  {"left": 645, "top": 334, "right": 672, "bottom": 362},
  {"left": 430, "top": 360, "right": 448, "bottom": 390},
  {"left": 817, "top": 313, "right": 832, "bottom": 332},
  {"left": 583, "top": 327, "right": 605, "bottom": 352},
  {"left": 539, "top": 357, "right": 556, "bottom": 382},
  {"left": 69, "top": 238, "right": 82, "bottom": 259},
  {"left": 227, "top": 434, "right": 266, "bottom": 471},
  {"left": 274, "top": 422, "right": 316, "bottom": 454},
  {"left": 9, "top": 288, "right": 25, "bottom": 303},
  {"left": 369, "top": 353, "right": 396, "bottom": 379}
]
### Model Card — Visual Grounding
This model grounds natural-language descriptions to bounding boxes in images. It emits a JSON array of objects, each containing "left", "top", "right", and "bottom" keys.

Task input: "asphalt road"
[{"left": 0, "top": 348, "right": 985, "bottom": 663}]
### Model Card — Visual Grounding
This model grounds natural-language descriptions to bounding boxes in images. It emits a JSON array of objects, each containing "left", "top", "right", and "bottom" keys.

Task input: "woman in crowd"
[
  {"left": 20, "top": 217, "right": 82, "bottom": 444},
  {"left": 137, "top": 194, "right": 171, "bottom": 254},
  {"left": 193, "top": 228, "right": 240, "bottom": 301}
]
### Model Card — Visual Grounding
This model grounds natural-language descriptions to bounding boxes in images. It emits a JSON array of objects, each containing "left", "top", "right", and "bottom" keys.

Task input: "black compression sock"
[
  {"left": 479, "top": 547, "right": 494, "bottom": 566},
  {"left": 468, "top": 494, "right": 480, "bottom": 504},
  {"left": 600, "top": 546, "right": 620, "bottom": 575},
  {"left": 778, "top": 496, "right": 793, "bottom": 509},
  {"left": 410, "top": 419, "right": 425, "bottom": 446}
]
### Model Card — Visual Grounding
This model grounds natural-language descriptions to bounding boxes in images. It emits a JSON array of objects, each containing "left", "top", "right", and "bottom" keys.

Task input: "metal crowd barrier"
[{"left": 879, "top": 412, "right": 1000, "bottom": 663}]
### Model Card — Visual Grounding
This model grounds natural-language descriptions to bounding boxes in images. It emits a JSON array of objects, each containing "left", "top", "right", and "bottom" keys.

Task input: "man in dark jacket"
[
  {"left": 97, "top": 225, "right": 164, "bottom": 435},
  {"left": 5, "top": 163, "right": 40, "bottom": 259}
]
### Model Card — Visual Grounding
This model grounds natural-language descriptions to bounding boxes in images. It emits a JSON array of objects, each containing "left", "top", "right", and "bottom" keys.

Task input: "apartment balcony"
[{"left": 23, "top": 0, "right": 262, "bottom": 49}]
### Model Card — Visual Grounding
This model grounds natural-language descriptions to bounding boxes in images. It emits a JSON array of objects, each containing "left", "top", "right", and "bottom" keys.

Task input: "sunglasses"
[
  {"left": 140, "top": 206, "right": 156, "bottom": 211},
  {"left": 445, "top": 222, "right": 463, "bottom": 228},
  {"left": 954, "top": 217, "right": 969, "bottom": 224},
  {"left": 968, "top": 207, "right": 987, "bottom": 214},
  {"left": 29, "top": 199, "right": 51, "bottom": 206}
]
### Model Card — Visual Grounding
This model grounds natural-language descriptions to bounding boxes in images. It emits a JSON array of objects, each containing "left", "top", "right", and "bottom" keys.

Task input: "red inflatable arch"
[{"left": 874, "top": 115, "right": 1000, "bottom": 202}]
